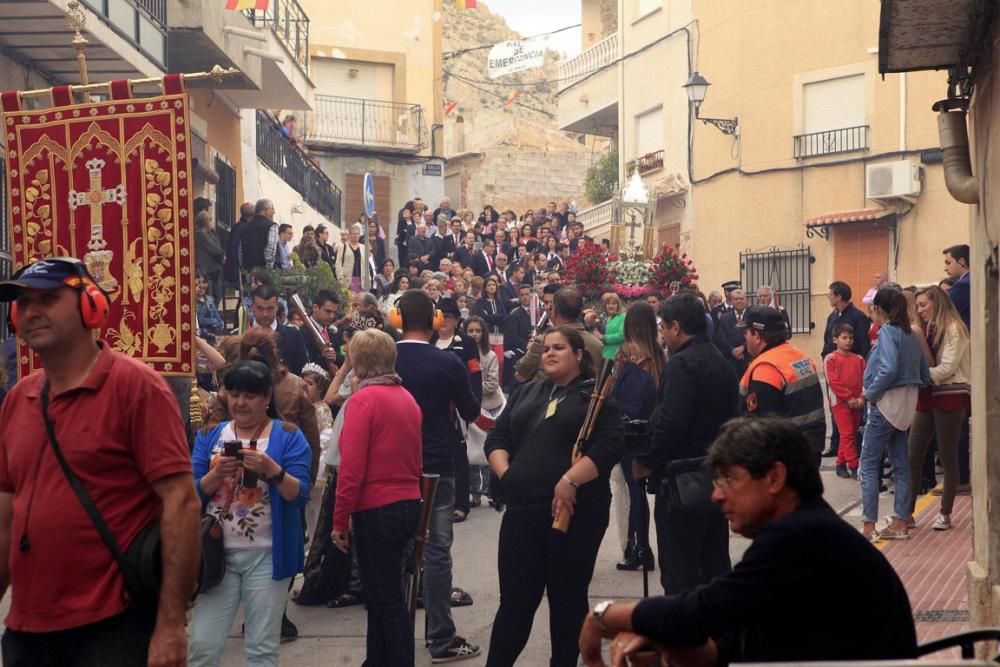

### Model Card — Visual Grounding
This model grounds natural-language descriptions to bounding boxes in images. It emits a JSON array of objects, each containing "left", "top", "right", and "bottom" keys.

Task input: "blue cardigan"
[{"left": 193, "top": 419, "right": 312, "bottom": 581}]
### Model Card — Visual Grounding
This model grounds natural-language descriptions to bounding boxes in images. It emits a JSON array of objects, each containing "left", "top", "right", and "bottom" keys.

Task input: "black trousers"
[
  {"left": 486, "top": 502, "right": 609, "bottom": 667},
  {"left": 654, "top": 487, "right": 731, "bottom": 594},
  {"left": 353, "top": 499, "right": 421, "bottom": 667},
  {"left": 2, "top": 606, "right": 155, "bottom": 667},
  {"left": 453, "top": 442, "right": 471, "bottom": 514}
]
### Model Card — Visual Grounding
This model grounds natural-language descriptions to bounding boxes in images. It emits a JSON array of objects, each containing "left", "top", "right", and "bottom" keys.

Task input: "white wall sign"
[{"left": 487, "top": 35, "right": 549, "bottom": 79}]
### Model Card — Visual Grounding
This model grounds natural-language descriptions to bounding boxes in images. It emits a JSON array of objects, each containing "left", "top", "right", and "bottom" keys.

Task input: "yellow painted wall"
[
  {"left": 689, "top": 0, "right": 969, "bottom": 360},
  {"left": 303, "top": 0, "right": 438, "bottom": 155},
  {"left": 189, "top": 90, "right": 244, "bottom": 207},
  {"left": 581, "top": 0, "right": 604, "bottom": 49}
]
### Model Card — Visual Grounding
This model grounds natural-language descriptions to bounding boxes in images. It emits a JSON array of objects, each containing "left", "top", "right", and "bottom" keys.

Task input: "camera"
[{"left": 622, "top": 419, "right": 654, "bottom": 457}]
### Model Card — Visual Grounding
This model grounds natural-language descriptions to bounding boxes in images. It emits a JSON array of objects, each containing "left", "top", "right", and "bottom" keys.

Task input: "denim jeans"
[
  {"left": 353, "top": 499, "right": 421, "bottom": 667},
  {"left": 425, "top": 476, "right": 457, "bottom": 654},
  {"left": 189, "top": 549, "right": 290, "bottom": 667},
  {"left": 860, "top": 405, "right": 912, "bottom": 524}
]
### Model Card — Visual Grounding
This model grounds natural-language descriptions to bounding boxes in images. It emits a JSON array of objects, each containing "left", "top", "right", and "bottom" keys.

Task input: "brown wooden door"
[
  {"left": 832, "top": 223, "right": 890, "bottom": 305},
  {"left": 344, "top": 173, "right": 391, "bottom": 234}
]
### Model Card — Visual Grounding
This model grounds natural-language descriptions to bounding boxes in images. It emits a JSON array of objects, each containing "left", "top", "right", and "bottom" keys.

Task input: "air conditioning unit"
[{"left": 866, "top": 160, "right": 921, "bottom": 199}]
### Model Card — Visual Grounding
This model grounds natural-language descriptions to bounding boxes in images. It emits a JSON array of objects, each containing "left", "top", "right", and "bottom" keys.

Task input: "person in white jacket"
[
  {"left": 465, "top": 316, "right": 503, "bottom": 506},
  {"left": 908, "top": 285, "right": 971, "bottom": 531},
  {"left": 335, "top": 223, "right": 372, "bottom": 293}
]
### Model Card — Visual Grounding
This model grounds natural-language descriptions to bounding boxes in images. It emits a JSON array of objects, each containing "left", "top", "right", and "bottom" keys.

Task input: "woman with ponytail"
[{"left": 860, "top": 288, "right": 930, "bottom": 541}]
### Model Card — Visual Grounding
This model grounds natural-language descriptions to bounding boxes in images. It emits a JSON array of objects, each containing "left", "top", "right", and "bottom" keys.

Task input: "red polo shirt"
[{"left": 0, "top": 342, "right": 192, "bottom": 632}]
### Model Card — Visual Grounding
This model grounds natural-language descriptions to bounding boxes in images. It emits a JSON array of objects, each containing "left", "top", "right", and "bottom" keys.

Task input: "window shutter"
[
  {"left": 803, "top": 74, "right": 865, "bottom": 133},
  {"left": 311, "top": 59, "right": 379, "bottom": 99},
  {"left": 635, "top": 106, "right": 663, "bottom": 157}
]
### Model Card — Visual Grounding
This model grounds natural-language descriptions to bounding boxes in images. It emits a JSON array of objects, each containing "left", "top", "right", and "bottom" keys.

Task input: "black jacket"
[
  {"left": 631, "top": 497, "right": 917, "bottom": 664},
  {"left": 821, "top": 303, "right": 872, "bottom": 358},
  {"left": 471, "top": 251, "right": 495, "bottom": 278},
  {"left": 455, "top": 244, "right": 477, "bottom": 268},
  {"left": 275, "top": 324, "right": 308, "bottom": 376},
  {"left": 485, "top": 377, "right": 624, "bottom": 511},
  {"left": 641, "top": 336, "right": 738, "bottom": 477},
  {"left": 240, "top": 214, "right": 275, "bottom": 270},
  {"left": 713, "top": 310, "right": 749, "bottom": 377}
]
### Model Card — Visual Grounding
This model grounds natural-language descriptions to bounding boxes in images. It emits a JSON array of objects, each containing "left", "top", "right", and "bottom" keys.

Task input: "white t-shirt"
[
  {"left": 206, "top": 423, "right": 273, "bottom": 550},
  {"left": 877, "top": 385, "right": 920, "bottom": 431}
]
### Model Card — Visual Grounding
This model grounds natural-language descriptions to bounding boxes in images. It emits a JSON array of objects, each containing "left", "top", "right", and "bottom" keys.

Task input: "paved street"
[{"left": 214, "top": 461, "right": 861, "bottom": 666}]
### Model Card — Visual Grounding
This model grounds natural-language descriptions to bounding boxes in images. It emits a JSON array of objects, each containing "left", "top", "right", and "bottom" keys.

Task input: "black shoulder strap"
[{"left": 40, "top": 382, "right": 133, "bottom": 577}]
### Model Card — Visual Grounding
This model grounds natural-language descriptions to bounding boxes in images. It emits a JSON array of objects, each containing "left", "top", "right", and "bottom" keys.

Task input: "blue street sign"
[{"left": 363, "top": 172, "right": 375, "bottom": 218}]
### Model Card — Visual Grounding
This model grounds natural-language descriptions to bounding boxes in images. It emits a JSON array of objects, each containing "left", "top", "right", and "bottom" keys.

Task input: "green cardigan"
[{"left": 602, "top": 312, "right": 625, "bottom": 360}]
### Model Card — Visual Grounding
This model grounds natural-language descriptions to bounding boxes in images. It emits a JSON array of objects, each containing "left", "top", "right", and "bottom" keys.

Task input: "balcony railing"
[
  {"left": 80, "top": 0, "right": 167, "bottom": 65},
  {"left": 134, "top": 0, "right": 166, "bottom": 27},
  {"left": 625, "top": 150, "right": 665, "bottom": 176},
  {"left": 576, "top": 199, "right": 614, "bottom": 233},
  {"left": 558, "top": 32, "right": 618, "bottom": 92},
  {"left": 305, "top": 95, "right": 424, "bottom": 153},
  {"left": 243, "top": 0, "right": 310, "bottom": 74},
  {"left": 793, "top": 125, "right": 869, "bottom": 159},
  {"left": 256, "top": 111, "right": 341, "bottom": 223}
]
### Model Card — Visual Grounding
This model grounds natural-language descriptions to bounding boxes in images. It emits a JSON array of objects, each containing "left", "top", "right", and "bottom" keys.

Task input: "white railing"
[
  {"left": 576, "top": 199, "right": 614, "bottom": 234},
  {"left": 558, "top": 32, "right": 618, "bottom": 92}
]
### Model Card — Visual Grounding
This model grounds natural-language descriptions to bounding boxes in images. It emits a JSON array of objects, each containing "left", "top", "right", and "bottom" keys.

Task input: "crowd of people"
[{"left": 0, "top": 188, "right": 973, "bottom": 667}]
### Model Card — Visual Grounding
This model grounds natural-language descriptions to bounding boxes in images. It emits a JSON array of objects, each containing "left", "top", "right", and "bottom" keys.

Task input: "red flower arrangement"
[
  {"left": 563, "top": 240, "right": 616, "bottom": 299},
  {"left": 649, "top": 242, "right": 699, "bottom": 294}
]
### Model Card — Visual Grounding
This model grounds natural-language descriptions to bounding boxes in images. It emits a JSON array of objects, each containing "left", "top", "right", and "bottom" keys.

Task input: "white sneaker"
[{"left": 931, "top": 514, "right": 952, "bottom": 531}]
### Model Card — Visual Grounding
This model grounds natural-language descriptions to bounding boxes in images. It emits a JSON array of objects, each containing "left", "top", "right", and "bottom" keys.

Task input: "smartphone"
[{"left": 223, "top": 440, "right": 242, "bottom": 458}]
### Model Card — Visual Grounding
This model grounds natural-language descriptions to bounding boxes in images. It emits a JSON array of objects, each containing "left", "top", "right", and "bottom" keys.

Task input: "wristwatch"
[
  {"left": 264, "top": 466, "right": 287, "bottom": 486},
  {"left": 592, "top": 600, "right": 615, "bottom": 633}
]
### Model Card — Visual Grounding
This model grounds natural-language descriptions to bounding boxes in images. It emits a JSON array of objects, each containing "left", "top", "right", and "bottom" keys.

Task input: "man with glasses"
[
  {"left": 580, "top": 417, "right": 917, "bottom": 667},
  {"left": 633, "top": 292, "right": 738, "bottom": 594}
]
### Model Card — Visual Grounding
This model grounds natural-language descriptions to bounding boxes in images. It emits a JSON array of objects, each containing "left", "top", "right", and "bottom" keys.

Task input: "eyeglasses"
[{"left": 712, "top": 471, "right": 750, "bottom": 490}]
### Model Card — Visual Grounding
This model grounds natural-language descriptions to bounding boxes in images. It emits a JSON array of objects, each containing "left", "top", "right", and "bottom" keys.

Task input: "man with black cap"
[
  {"left": 0, "top": 258, "right": 201, "bottom": 665},
  {"left": 739, "top": 306, "right": 826, "bottom": 463},
  {"left": 711, "top": 280, "right": 740, "bottom": 324}
]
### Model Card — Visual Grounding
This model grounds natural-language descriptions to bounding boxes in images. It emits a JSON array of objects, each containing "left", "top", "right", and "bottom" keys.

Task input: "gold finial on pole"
[{"left": 66, "top": 1, "right": 91, "bottom": 103}]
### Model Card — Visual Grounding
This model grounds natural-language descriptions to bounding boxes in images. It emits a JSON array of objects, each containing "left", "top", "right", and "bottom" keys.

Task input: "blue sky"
[{"left": 483, "top": 0, "right": 582, "bottom": 57}]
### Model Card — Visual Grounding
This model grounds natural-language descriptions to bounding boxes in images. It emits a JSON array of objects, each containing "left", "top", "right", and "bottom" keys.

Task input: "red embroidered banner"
[{"left": 2, "top": 83, "right": 196, "bottom": 377}]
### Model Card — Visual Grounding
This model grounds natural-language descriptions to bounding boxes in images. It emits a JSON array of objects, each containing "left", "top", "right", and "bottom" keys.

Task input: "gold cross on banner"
[{"left": 68, "top": 158, "right": 125, "bottom": 294}]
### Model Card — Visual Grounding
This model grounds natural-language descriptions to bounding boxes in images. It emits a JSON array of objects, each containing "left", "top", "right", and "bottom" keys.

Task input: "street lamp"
[{"left": 683, "top": 71, "right": 739, "bottom": 136}]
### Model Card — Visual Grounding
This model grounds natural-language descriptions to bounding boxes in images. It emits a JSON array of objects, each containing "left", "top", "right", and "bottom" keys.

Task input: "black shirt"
[
  {"left": 485, "top": 377, "right": 623, "bottom": 511},
  {"left": 631, "top": 497, "right": 917, "bottom": 664}
]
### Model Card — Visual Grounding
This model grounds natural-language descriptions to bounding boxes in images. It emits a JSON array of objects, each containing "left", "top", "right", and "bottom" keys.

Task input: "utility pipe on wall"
[{"left": 936, "top": 109, "right": 980, "bottom": 204}]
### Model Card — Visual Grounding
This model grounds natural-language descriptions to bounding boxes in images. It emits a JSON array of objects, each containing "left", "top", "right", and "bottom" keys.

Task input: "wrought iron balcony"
[
  {"left": 80, "top": 0, "right": 167, "bottom": 66},
  {"left": 305, "top": 95, "right": 424, "bottom": 154},
  {"left": 242, "top": 0, "right": 310, "bottom": 74},
  {"left": 625, "top": 150, "right": 665, "bottom": 176},
  {"left": 793, "top": 125, "right": 869, "bottom": 159},
  {"left": 558, "top": 32, "right": 618, "bottom": 92},
  {"left": 256, "top": 111, "right": 341, "bottom": 223}
]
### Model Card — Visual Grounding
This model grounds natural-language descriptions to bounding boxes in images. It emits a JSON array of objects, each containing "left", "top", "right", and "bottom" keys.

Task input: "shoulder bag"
[
  {"left": 40, "top": 382, "right": 163, "bottom": 610},
  {"left": 661, "top": 456, "right": 719, "bottom": 516}
]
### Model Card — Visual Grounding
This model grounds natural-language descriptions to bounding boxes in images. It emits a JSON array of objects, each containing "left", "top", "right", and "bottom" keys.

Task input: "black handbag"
[
  {"left": 41, "top": 382, "right": 162, "bottom": 610},
  {"left": 661, "top": 456, "right": 719, "bottom": 515},
  {"left": 200, "top": 477, "right": 240, "bottom": 593}
]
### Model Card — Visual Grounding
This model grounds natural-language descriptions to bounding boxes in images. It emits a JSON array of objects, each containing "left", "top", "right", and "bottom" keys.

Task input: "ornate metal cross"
[{"left": 68, "top": 158, "right": 125, "bottom": 292}]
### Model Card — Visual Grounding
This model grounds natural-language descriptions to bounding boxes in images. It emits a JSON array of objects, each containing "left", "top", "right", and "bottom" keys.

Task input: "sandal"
[
  {"left": 450, "top": 587, "right": 474, "bottom": 607},
  {"left": 327, "top": 591, "right": 363, "bottom": 608},
  {"left": 453, "top": 509, "right": 468, "bottom": 523},
  {"left": 876, "top": 525, "right": 910, "bottom": 541}
]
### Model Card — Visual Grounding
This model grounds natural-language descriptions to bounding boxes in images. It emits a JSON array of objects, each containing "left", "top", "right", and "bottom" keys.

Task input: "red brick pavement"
[{"left": 879, "top": 494, "right": 972, "bottom": 658}]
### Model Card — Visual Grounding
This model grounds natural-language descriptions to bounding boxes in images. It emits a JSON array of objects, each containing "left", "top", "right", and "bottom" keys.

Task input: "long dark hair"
[
  {"left": 545, "top": 325, "right": 594, "bottom": 380},
  {"left": 390, "top": 269, "right": 410, "bottom": 294},
  {"left": 624, "top": 301, "right": 664, "bottom": 386},
  {"left": 873, "top": 287, "right": 911, "bottom": 332},
  {"left": 464, "top": 316, "right": 491, "bottom": 355}
]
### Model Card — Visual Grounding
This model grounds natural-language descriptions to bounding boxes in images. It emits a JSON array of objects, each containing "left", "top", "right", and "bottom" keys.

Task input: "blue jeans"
[
  {"left": 189, "top": 549, "right": 290, "bottom": 667},
  {"left": 354, "top": 500, "right": 421, "bottom": 667},
  {"left": 860, "top": 405, "right": 912, "bottom": 524},
  {"left": 425, "top": 476, "right": 457, "bottom": 654}
]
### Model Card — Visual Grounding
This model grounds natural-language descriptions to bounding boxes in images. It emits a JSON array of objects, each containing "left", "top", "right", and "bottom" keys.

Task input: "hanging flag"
[
  {"left": 504, "top": 90, "right": 521, "bottom": 107},
  {"left": 226, "top": 0, "right": 269, "bottom": 11},
  {"left": 455, "top": 0, "right": 477, "bottom": 8},
  {"left": 444, "top": 101, "right": 458, "bottom": 116}
]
